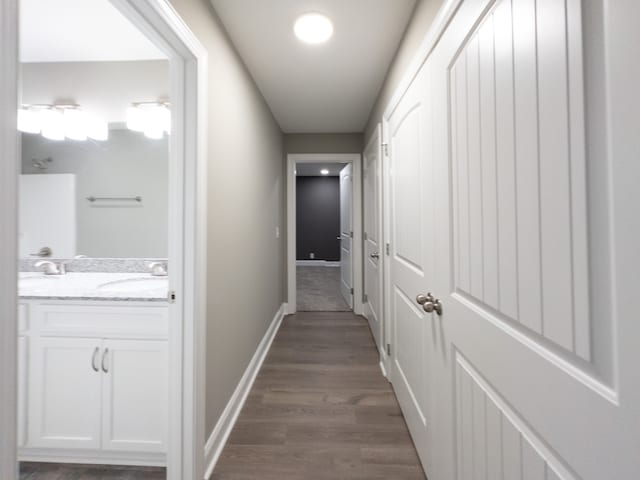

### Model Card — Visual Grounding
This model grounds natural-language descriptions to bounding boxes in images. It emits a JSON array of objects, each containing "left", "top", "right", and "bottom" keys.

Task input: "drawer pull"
[
  {"left": 101, "top": 348, "right": 109, "bottom": 373},
  {"left": 91, "top": 347, "right": 100, "bottom": 372}
]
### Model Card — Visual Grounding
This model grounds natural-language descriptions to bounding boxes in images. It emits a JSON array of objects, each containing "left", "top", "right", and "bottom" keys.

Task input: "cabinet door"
[
  {"left": 101, "top": 340, "right": 168, "bottom": 453},
  {"left": 28, "top": 337, "right": 102, "bottom": 449}
]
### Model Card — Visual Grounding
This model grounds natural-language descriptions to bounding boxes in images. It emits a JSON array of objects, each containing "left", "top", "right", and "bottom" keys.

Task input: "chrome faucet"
[
  {"left": 34, "top": 260, "right": 67, "bottom": 275},
  {"left": 148, "top": 262, "right": 168, "bottom": 277}
]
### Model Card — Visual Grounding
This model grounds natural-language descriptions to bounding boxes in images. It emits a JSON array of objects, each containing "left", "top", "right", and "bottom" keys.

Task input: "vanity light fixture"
[
  {"left": 17, "top": 104, "right": 109, "bottom": 142},
  {"left": 294, "top": 13, "right": 334, "bottom": 44},
  {"left": 126, "top": 102, "right": 171, "bottom": 139},
  {"left": 321, "top": 169, "right": 330, "bottom": 175}
]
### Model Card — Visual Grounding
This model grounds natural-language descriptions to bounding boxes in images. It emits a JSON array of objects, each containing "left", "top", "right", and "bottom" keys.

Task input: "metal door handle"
[
  {"left": 423, "top": 299, "right": 443, "bottom": 316},
  {"left": 101, "top": 348, "right": 109, "bottom": 373},
  {"left": 416, "top": 293, "right": 434, "bottom": 305},
  {"left": 336, "top": 237, "right": 342, "bottom": 240},
  {"left": 370, "top": 252, "right": 380, "bottom": 259},
  {"left": 91, "top": 347, "right": 100, "bottom": 372}
]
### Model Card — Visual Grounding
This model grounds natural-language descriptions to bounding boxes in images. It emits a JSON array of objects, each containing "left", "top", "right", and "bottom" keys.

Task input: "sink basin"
[
  {"left": 19, "top": 275, "right": 61, "bottom": 288},
  {"left": 97, "top": 277, "right": 168, "bottom": 292}
]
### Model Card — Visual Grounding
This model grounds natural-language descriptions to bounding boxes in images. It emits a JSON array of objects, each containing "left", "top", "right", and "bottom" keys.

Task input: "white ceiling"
[
  {"left": 210, "top": 0, "right": 416, "bottom": 133},
  {"left": 20, "top": 0, "right": 165, "bottom": 63},
  {"left": 296, "top": 163, "right": 347, "bottom": 177}
]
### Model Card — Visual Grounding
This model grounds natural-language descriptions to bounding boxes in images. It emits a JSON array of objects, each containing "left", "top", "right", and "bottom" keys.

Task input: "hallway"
[
  {"left": 211, "top": 311, "right": 425, "bottom": 479},
  {"left": 296, "top": 266, "right": 350, "bottom": 312}
]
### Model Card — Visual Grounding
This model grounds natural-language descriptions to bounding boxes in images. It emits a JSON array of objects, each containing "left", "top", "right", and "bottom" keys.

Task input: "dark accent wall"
[{"left": 297, "top": 176, "right": 340, "bottom": 261}]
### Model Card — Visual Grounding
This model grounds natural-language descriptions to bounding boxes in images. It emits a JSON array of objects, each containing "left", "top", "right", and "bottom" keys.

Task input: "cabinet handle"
[
  {"left": 101, "top": 348, "right": 109, "bottom": 373},
  {"left": 91, "top": 347, "right": 100, "bottom": 372}
]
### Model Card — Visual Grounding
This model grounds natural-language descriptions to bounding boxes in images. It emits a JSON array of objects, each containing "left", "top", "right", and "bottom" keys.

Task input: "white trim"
[
  {"left": 379, "top": 360, "right": 388, "bottom": 380},
  {"left": 363, "top": 124, "right": 386, "bottom": 359},
  {"left": 18, "top": 449, "right": 165, "bottom": 467},
  {"left": 287, "top": 153, "right": 364, "bottom": 316},
  {"left": 382, "top": 0, "right": 462, "bottom": 121},
  {"left": 0, "top": 1, "right": 19, "bottom": 479},
  {"left": 203, "top": 304, "right": 286, "bottom": 479},
  {"left": 0, "top": 1, "right": 208, "bottom": 479},
  {"left": 296, "top": 260, "right": 340, "bottom": 267}
]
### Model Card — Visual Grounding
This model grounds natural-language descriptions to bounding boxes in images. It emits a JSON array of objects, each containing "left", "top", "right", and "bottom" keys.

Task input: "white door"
[
  {"left": 102, "top": 339, "right": 168, "bottom": 453},
  {"left": 28, "top": 337, "right": 102, "bottom": 449},
  {"left": 422, "top": 0, "right": 640, "bottom": 478},
  {"left": 339, "top": 164, "right": 353, "bottom": 307},
  {"left": 363, "top": 126, "right": 383, "bottom": 352},
  {"left": 386, "top": 61, "right": 437, "bottom": 470},
  {"left": 17, "top": 335, "right": 27, "bottom": 447}
]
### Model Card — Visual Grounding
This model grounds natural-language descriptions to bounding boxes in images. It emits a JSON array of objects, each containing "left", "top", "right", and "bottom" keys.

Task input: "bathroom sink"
[
  {"left": 19, "top": 275, "right": 61, "bottom": 288},
  {"left": 97, "top": 276, "right": 168, "bottom": 292}
]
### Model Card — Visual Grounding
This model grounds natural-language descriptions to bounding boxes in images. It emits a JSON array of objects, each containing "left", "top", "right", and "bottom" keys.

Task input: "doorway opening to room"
[
  {"left": 286, "top": 154, "right": 363, "bottom": 315},
  {"left": 1, "top": 0, "right": 207, "bottom": 479}
]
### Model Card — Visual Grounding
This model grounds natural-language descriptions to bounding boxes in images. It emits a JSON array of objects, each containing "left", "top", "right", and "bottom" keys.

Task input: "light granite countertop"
[{"left": 18, "top": 272, "right": 169, "bottom": 302}]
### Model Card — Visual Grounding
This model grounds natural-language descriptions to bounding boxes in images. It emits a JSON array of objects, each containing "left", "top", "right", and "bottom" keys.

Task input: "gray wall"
[
  {"left": 21, "top": 130, "right": 168, "bottom": 258},
  {"left": 168, "top": 0, "right": 285, "bottom": 436},
  {"left": 296, "top": 177, "right": 340, "bottom": 261},
  {"left": 364, "top": 0, "right": 444, "bottom": 141},
  {"left": 284, "top": 133, "right": 363, "bottom": 154}
]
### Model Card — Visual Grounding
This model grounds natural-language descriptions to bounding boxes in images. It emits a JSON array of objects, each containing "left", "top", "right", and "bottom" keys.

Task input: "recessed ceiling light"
[
  {"left": 321, "top": 169, "right": 330, "bottom": 175},
  {"left": 294, "top": 13, "right": 333, "bottom": 44}
]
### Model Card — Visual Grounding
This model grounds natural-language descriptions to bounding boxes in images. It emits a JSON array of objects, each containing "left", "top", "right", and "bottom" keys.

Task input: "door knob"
[
  {"left": 416, "top": 293, "right": 435, "bottom": 305},
  {"left": 370, "top": 252, "right": 380, "bottom": 259},
  {"left": 423, "top": 298, "right": 443, "bottom": 316}
]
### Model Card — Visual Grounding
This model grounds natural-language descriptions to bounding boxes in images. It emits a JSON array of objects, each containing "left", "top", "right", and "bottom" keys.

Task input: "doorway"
[
  {"left": 286, "top": 154, "right": 363, "bottom": 315},
  {"left": 0, "top": 0, "right": 207, "bottom": 479}
]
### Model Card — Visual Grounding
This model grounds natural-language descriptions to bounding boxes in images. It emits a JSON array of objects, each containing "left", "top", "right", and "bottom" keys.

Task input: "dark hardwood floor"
[
  {"left": 211, "top": 311, "right": 426, "bottom": 480},
  {"left": 19, "top": 462, "right": 165, "bottom": 479}
]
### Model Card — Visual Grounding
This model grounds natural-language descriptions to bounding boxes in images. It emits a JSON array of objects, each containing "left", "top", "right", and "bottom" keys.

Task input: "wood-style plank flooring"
[
  {"left": 211, "top": 311, "right": 426, "bottom": 480},
  {"left": 19, "top": 462, "right": 165, "bottom": 479}
]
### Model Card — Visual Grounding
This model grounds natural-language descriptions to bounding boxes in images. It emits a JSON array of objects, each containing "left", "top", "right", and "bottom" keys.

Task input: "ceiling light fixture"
[
  {"left": 294, "top": 13, "right": 333, "bottom": 44},
  {"left": 18, "top": 104, "right": 109, "bottom": 142},
  {"left": 320, "top": 169, "right": 330, "bottom": 175},
  {"left": 126, "top": 102, "right": 171, "bottom": 139}
]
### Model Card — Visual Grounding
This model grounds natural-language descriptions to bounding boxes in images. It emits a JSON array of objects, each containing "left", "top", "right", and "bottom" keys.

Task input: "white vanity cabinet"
[{"left": 19, "top": 300, "right": 168, "bottom": 466}]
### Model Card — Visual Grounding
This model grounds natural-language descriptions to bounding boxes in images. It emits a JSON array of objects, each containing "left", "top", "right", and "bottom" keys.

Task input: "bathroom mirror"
[{"left": 18, "top": 60, "right": 169, "bottom": 259}]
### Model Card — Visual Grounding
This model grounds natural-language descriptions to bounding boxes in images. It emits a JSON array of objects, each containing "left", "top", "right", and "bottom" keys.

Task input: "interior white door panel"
[{"left": 339, "top": 164, "right": 354, "bottom": 307}]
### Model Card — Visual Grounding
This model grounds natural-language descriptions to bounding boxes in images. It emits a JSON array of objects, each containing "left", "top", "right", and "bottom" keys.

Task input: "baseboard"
[
  {"left": 18, "top": 448, "right": 165, "bottom": 467},
  {"left": 379, "top": 359, "right": 388, "bottom": 379},
  {"left": 295, "top": 260, "right": 340, "bottom": 267},
  {"left": 203, "top": 303, "right": 286, "bottom": 479}
]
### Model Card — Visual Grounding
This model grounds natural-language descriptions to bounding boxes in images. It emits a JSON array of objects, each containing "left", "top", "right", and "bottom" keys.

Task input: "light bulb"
[
  {"left": 126, "top": 106, "right": 145, "bottom": 132},
  {"left": 40, "top": 109, "right": 65, "bottom": 141},
  {"left": 17, "top": 108, "right": 41, "bottom": 134},
  {"left": 63, "top": 109, "right": 87, "bottom": 141},
  {"left": 294, "top": 13, "right": 334, "bottom": 44}
]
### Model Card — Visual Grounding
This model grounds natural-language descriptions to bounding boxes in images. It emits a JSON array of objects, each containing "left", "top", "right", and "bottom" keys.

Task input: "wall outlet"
[{"left": 309, "top": 253, "right": 315, "bottom": 259}]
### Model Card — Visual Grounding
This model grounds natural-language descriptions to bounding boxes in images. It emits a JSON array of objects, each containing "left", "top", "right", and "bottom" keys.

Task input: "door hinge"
[
  {"left": 386, "top": 343, "right": 391, "bottom": 356},
  {"left": 382, "top": 143, "right": 389, "bottom": 156},
  {"left": 364, "top": 232, "right": 368, "bottom": 241},
  {"left": 168, "top": 290, "right": 176, "bottom": 303},
  {"left": 350, "top": 287, "right": 354, "bottom": 295},
  {"left": 386, "top": 243, "right": 390, "bottom": 255},
  {"left": 364, "top": 293, "right": 368, "bottom": 303},
  {"left": 350, "top": 231, "right": 353, "bottom": 238}
]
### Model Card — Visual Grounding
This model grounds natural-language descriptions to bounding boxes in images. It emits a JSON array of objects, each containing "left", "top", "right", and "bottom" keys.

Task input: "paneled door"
[
  {"left": 28, "top": 337, "right": 102, "bottom": 449},
  {"left": 363, "top": 125, "right": 383, "bottom": 352},
  {"left": 423, "top": 0, "right": 640, "bottom": 479},
  {"left": 386, "top": 61, "right": 437, "bottom": 470},
  {"left": 339, "top": 164, "right": 353, "bottom": 307},
  {"left": 102, "top": 339, "right": 168, "bottom": 453}
]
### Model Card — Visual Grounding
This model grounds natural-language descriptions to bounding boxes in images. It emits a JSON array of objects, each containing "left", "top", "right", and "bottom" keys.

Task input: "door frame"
[
  {"left": 286, "top": 153, "right": 363, "bottom": 315},
  {"left": 0, "top": 1, "right": 208, "bottom": 479},
  {"left": 362, "top": 125, "right": 385, "bottom": 359}
]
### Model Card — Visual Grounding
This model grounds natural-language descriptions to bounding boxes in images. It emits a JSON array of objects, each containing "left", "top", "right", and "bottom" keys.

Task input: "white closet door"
[
  {"left": 363, "top": 126, "right": 383, "bottom": 351},
  {"left": 386, "top": 61, "right": 437, "bottom": 470},
  {"left": 423, "top": 0, "right": 640, "bottom": 478},
  {"left": 339, "top": 164, "right": 353, "bottom": 307}
]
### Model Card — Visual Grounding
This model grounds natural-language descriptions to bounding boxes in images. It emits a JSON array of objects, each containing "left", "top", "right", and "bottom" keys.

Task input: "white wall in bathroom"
[
  {"left": 21, "top": 130, "right": 168, "bottom": 258},
  {"left": 19, "top": 173, "right": 76, "bottom": 258}
]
